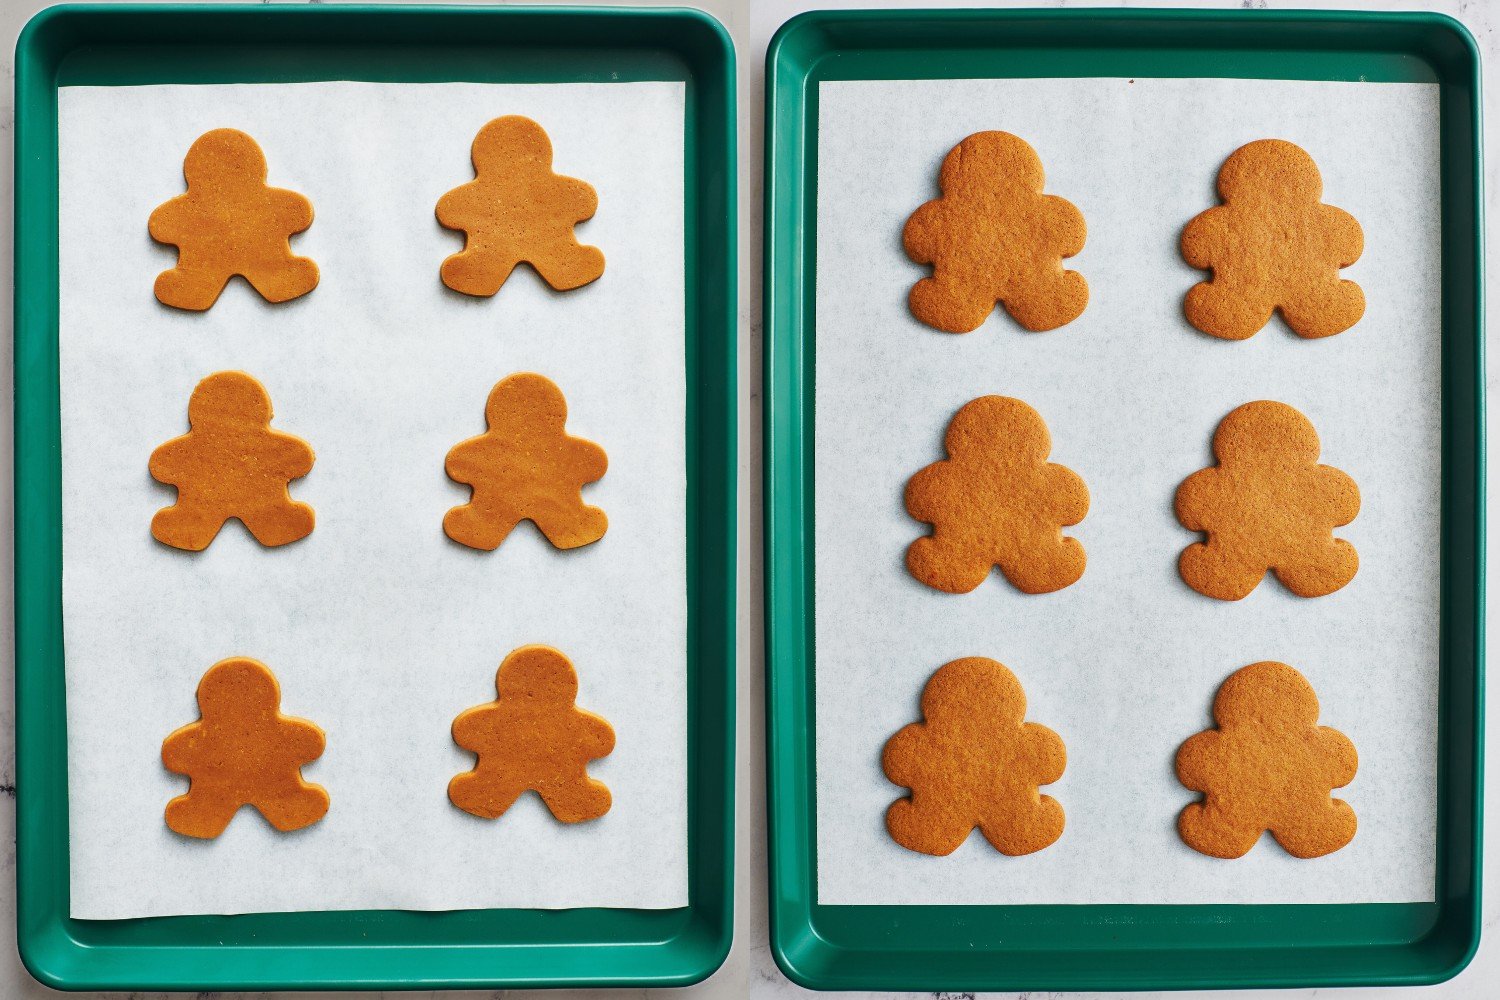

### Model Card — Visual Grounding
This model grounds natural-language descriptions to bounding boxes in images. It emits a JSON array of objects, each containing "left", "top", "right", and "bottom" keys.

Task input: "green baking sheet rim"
[
  {"left": 763, "top": 8, "right": 1483, "bottom": 992},
  {"left": 14, "top": 3, "right": 735, "bottom": 991}
]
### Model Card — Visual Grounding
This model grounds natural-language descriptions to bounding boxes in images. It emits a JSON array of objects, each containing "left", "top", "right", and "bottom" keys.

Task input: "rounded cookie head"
[
  {"left": 486, "top": 372, "right": 569, "bottom": 433},
  {"left": 920, "top": 656, "right": 1028, "bottom": 728},
  {"left": 1212, "top": 400, "right": 1321, "bottom": 466},
  {"left": 939, "top": 131, "right": 1045, "bottom": 194},
  {"left": 187, "top": 370, "right": 274, "bottom": 429},
  {"left": 1217, "top": 139, "right": 1322, "bottom": 205},
  {"left": 495, "top": 644, "right": 580, "bottom": 704},
  {"left": 1213, "top": 660, "right": 1321, "bottom": 731},
  {"left": 182, "top": 128, "right": 269, "bottom": 189},
  {"left": 945, "top": 395, "right": 1052, "bottom": 465},
  {"left": 471, "top": 115, "right": 554, "bottom": 174},
  {"left": 197, "top": 656, "right": 281, "bottom": 716}
]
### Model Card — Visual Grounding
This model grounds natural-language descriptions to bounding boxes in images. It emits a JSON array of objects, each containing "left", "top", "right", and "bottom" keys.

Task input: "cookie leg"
[
  {"left": 537, "top": 775, "right": 612, "bottom": 823},
  {"left": 1280, "top": 279, "right": 1365, "bottom": 340},
  {"left": 441, "top": 251, "right": 518, "bottom": 298},
  {"left": 906, "top": 533, "right": 992, "bottom": 594},
  {"left": 154, "top": 266, "right": 232, "bottom": 312},
  {"left": 533, "top": 504, "right": 608, "bottom": 550},
  {"left": 1001, "top": 534, "right": 1086, "bottom": 594},
  {"left": 979, "top": 793, "right": 1064, "bottom": 856},
  {"left": 244, "top": 255, "right": 320, "bottom": 305},
  {"left": 1003, "top": 268, "right": 1089, "bottom": 332},
  {"left": 530, "top": 243, "right": 606, "bottom": 292},
  {"left": 1178, "top": 801, "right": 1262, "bottom": 858},
  {"left": 165, "top": 790, "right": 241, "bottom": 839},
  {"left": 151, "top": 502, "right": 229, "bottom": 552},
  {"left": 1184, "top": 280, "right": 1275, "bottom": 341},
  {"left": 1178, "top": 541, "right": 1266, "bottom": 601},
  {"left": 885, "top": 793, "right": 973, "bottom": 856},
  {"left": 443, "top": 504, "right": 518, "bottom": 552},
  {"left": 253, "top": 779, "right": 329, "bottom": 833},
  {"left": 448, "top": 770, "right": 525, "bottom": 819},
  {"left": 1271, "top": 799, "right": 1357, "bottom": 859},
  {"left": 1274, "top": 539, "right": 1359, "bottom": 598},
  {"left": 908, "top": 274, "right": 996, "bottom": 334},
  {"left": 240, "top": 501, "right": 315, "bottom": 548}
]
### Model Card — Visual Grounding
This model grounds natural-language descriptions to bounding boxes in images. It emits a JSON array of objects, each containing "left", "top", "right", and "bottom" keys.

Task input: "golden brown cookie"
[
  {"left": 1177, "top": 661, "right": 1358, "bottom": 859},
  {"left": 1182, "top": 139, "right": 1364, "bottom": 340},
  {"left": 1176, "top": 400, "right": 1359, "bottom": 600},
  {"left": 444, "top": 373, "right": 607, "bottom": 551},
  {"left": 903, "top": 131, "right": 1087, "bottom": 334},
  {"left": 906, "top": 396, "right": 1088, "bottom": 594},
  {"left": 449, "top": 645, "right": 615, "bottom": 822},
  {"left": 148, "top": 128, "right": 319, "bottom": 311},
  {"left": 161, "top": 657, "right": 328, "bottom": 839},
  {"left": 883, "top": 657, "right": 1065, "bottom": 856},
  {"left": 436, "top": 116, "right": 605, "bottom": 296},
  {"left": 150, "top": 371, "right": 316, "bottom": 551}
]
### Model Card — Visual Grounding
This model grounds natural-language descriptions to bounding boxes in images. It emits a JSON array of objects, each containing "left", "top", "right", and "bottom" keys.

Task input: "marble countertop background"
[{"left": 1, "top": 0, "right": 1494, "bottom": 997}]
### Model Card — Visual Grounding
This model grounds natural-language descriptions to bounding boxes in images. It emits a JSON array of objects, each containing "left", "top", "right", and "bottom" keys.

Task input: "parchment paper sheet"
[
  {"left": 814, "top": 78, "right": 1441, "bottom": 906},
  {"left": 59, "top": 81, "right": 687, "bottom": 918}
]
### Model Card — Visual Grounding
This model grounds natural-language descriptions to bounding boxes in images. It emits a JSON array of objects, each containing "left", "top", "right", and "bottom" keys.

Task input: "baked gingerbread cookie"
[
  {"left": 449, "top": 645, "right": 615, "bottom": 823},
  {"left": 150, "top": 371, "right": 315, "bottom": 551},
  {"left": 162, "top": 657, "right": 328, "bottom": 839},
  {"left": 906, "top": 395, "right": 1088, "bottom": 594},
  {"left": 1176, "top": 400, "right": 1359, "bottom": 600},
  {"left": 1182, "top": 139, "right": 1364, "bottom": 340},
  {"left": 883, "top": 657, "right": 1065, "bottom": 857},
  {"left": 1177, "top": 660, "right": 1358, "bottom": 859},
  {"left": 149, "top": 128, "right": 319, "bottom": 311},
  {"left": 903, "top": 131, "right": 1087, "bottom": 334},
  {"left": 444, "top": 373, "right": 607, "bottom": 551},
  {"left": 436, "top": 116, "right": 605, "bottom": 296}
]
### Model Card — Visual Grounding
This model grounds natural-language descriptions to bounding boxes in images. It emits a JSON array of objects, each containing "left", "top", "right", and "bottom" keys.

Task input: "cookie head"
[
  {"left": 1217, "top": 139, "right": 1322, "bottom": 205},
  {"left": 945, "top": 395, "right": 1051, "bottom": 465},
  {"left": 183, "top": 128, "right": 268, "bottom": 189},
  {"left": 472, "top": 115, "right": 554, "bottom": 173},
  {"left": 940, "top": 130, "right": 1044, "bottom": 194},
  {"left": 495, "top": 644, "right": 579, "bottom": 704},
  {"left": 486, "top": 371, "right": 568, "bottom": 431},
  {"left": 197, "top": 656, "right": 281, "bottom": 716},
  {"left": 1213, "top": 400, "right": 1321, "bottom": 466},
  {"left": 187, "top": 370, "right": 273, "bottom": 429},
  {"left": 1214, "top": 660, "right": 1321, "bottom": 730},
  {"left": 920, "top": 656, "right": 1027, "bottom": 727}
]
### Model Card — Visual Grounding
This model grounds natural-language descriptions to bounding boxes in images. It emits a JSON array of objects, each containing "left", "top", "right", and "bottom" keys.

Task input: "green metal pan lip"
[
  {"left": 16, "top": 3, "right": 735, "bottom": 991},
  {"left": 763, "top": 6, "right": 1482, "bottom": 992}
]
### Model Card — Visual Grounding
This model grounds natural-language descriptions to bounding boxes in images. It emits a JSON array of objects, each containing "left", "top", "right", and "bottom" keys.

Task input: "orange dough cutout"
[
  {"left": 436, "top": 115, "right": 605, "bottom": 296},
  {"left": 1182, "top": 139, "right": 1364, "bottom": 340},
  {"left": 449, "top": 645, "right": 615, "bottom": 823},
  {"left": 161, "top": 657, "right": 329, "bottom": 839},
  {"left": 444, "top": 373, "right": 607, "bottom": 552},
  {"left": 883, "top": 657, "right": 1066, "bottom": 857},
  {"left": 1177, "top": 661, "right": 1358, "bottom": 859},
  {"left": 148, "top": 128, "right": 319, "bottom": 311},
  {"left": 906, "top": 395, "right": 1089, "bottom": 594},
  {"left": 1176, "top": 401, "right": 1359, "bottom": 601},
  {"left": 150, "top": 371, "right": 316, "bottom": 551},
  {"left": 903, "top": 131, "right": 1088, "bottom": 334}
]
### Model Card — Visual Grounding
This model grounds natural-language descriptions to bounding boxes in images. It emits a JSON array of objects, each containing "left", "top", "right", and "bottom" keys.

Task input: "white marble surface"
[{"left": 2, "top": 0, "right": 1497, "bottom": 997}]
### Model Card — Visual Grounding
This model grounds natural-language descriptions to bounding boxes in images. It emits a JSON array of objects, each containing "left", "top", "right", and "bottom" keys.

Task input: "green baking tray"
[
  {"left": 763, "top": 8, "right": 1483, "bottom": 992},
  {"left": 14, "top": 3, "right": 734, "bottom": 991}
]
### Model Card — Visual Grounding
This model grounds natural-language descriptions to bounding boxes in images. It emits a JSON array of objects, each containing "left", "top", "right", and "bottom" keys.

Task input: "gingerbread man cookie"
[
  {"left": 436, "top": 116, "right": 605, "bottom": 297},
  {"left": 906, "top": 395, "right": 1088, "bottom": 594},
  {"left": 883, "top": 657, "right": 1065, "bottom": 857},
  {"left": 1176, "top": 401, "right": 1359, "bottom": 601},
  {"left": 449, "top": 645, "right": 615, "bottom": 823},
  {"left": 903, "top": 131, "right": 1088, "bottom": 334},
  {"left": 1177, "top": 661, "right": 1358, "bottom": 859},
  {"left": 150, "top": 371, "right": 315, "bottom": 551},
  {"left": 162, "top": 657, "right": 328, "bottom": 839},
  {"left": 444, "top": 373, "right": 607, "bottom": 552},
  {"left": 149, "top": 128, "right": 319, "bottom": 311},
  {"left": 1182, "top": 139, "right": 1364, "bottom": 340}
]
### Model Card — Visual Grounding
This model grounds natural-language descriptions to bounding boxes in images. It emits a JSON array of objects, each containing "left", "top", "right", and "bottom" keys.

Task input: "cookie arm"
[
  {"left": 148, "top": 436, "right": 194, "bottom": 486},
  {"left": 1043, "top": 465, "right": 1090, "bottom": 525},
  {"left": 568, "top": 437, "right": 609, "bottom": 483},
  {"left": 281, "top": 719, "right": 326, "bottom": 766},
  {"left": 1180, "top": 207, "right": 1229, "bottom": 270},
  {"left": 161, "top": 723, "right": 204, "bottom": 775},
  {"left": 557, "top": 177, "right": 599, "bottom": 223},
  {"left": 451, "top": 704, "right": 498, "bottom": 752},
  {"left": 147, "top": 197, "right": 189, "bottom": 246},
  {"left": 1320, "top": 205, "right": 1365, "bottom": 268},
  {"left": 903, "top": 462, "right": 951, "bottom": 524},
  {"left": 1021, "top": 722, "right": 1066, "bottom": 785},
  {"left": 1174, "top": 731, "right": 1221, "bottom": 793},
  {"left": 264, "top": 432, "right": 315, "bottom": 480},
  {"left": 434, "top": 182, "right": 482, "bottom": 231},
  {"left": 1316, "top": 727, "right": 1359, "bottom": 789},
  {"left": 1043, "top": 195, "right": 1087, "bottom": 258},
  {"left": 1173, "top": 468, "right": 1220, "bottom": 532},
  {"left": 444, "top": 435, "right": 488, "bottom": 486},
  {"left": 901, "top": 201, "right": 947, "bottom": 264},
  {"left": 576, "top": 711, "right": 616, "bottom": 759},
  {"left": 1314, "top": 466, "right": 1362, "bottom": 525},
  {"left": 269, "top": 188, "right": 314, "bottom": 236},
  {"left": 880, "top": 723, "right": 928, "bottom": 789}
]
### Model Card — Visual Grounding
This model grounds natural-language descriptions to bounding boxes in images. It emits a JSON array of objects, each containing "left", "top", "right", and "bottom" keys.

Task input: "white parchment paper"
[
  {"left": 814, "top": 78, "right": 1441, "bottom": 906},
  {"left": 59, "top": 81, "right": 688, "bottom": 918}
]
